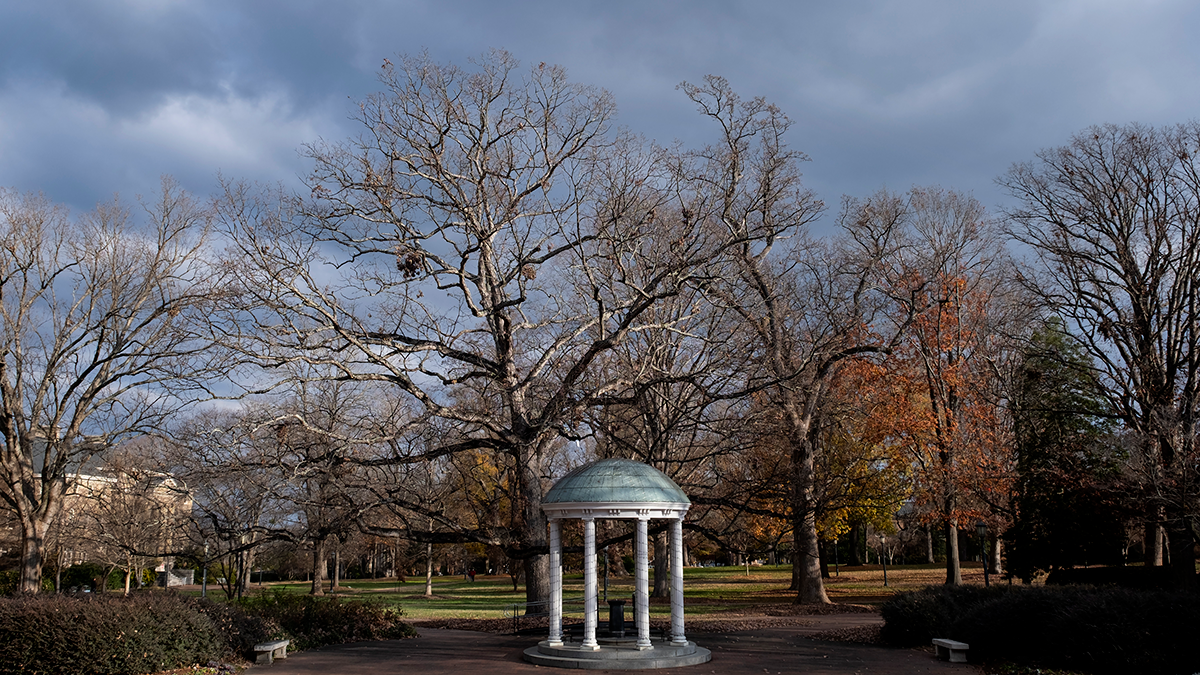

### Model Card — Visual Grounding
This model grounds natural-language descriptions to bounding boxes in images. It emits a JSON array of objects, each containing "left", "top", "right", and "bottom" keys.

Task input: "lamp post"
[
  {"left": 975, "top": 521, "right": 989, "bottom": 587},
  {"left": 603, "top": 545, "right": 609, "bottom": 602},
  {"left": 833, "top": 537, "right": 839, "bottom": 576},
  {"left": 880, "top": 534, "right": 888, "bottom": 587},
  {"left": 201, "top": 541, "right": 209, "bottom": 599}
]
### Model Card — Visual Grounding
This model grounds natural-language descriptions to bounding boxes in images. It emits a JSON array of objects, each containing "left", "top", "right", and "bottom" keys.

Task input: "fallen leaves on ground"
[
  {"left": 412, "top": 602, "right": 876, "bottom": 635},
  {"left": 807, "top": 624, "right": 883, "bottom": 644}
]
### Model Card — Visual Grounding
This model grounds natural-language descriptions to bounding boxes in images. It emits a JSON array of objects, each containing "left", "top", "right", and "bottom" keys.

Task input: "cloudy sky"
[{"left": 2, "top": 0, "right": 1197, "bottom": 231}]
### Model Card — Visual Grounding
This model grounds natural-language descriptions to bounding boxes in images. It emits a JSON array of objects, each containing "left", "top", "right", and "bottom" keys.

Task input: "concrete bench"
[
  {"left": 932, "top": 638, "right": 969, "bottom": 663},
  {"left": 254, "top": 639, "right": 290, "bottom": 665}
]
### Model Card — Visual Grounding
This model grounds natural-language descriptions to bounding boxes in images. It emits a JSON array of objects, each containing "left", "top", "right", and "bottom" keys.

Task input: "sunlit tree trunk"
[
  {"left": 310, "top": 539, "right": 328, "bottom": 596},
  {"left": 424, "top": 539, "right": 433, "bottom": 597},
  {"left": 653, "top": 530, "right": 669, "bottom": 598},
  {"left": 944, "top": 520, "right": 962, "bottom": 585}
]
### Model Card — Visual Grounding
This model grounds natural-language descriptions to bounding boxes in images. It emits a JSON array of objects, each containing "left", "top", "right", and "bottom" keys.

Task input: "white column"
[
  {"left": 582, "top": 517, "right": 599, "bottom": 650},
  {"left": 547, "top": 519, "right": 563, "bottom": 646},
  {"left": 635, "top": 517, "right": 653, "bottom": 650},
  {"left": 670, "top": 518, "right": 687, "bottom": 645}
]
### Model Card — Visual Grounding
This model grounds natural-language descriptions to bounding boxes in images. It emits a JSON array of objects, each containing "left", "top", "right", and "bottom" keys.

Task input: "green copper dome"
[{"left": 544, "top": 458, "right": 690, "bottom": 504}]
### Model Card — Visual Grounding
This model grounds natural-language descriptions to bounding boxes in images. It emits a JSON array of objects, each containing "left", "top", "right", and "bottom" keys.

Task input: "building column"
[
  {"left": 582, "top": 517, "right": 599, "bottom": 650},
  {"left": 670, "top": 518, "right": 687, "bottom": 645},
  {"left": 547, "top": 519, "right": 563, "bottom": 646},
  {"left": 635, "top": 517, "right": 653, "bottom": 650}
]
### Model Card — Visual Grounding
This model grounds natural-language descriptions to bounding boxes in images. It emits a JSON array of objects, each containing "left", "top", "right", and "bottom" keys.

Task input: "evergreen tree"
[{"left": 1007, "top": 319, "right": 1127, "bottom": 581}]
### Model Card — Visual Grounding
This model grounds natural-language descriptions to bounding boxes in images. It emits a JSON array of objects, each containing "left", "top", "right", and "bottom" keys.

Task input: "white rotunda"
[{"left": 523, "top": 458, "right": 711, "bottom": 669}]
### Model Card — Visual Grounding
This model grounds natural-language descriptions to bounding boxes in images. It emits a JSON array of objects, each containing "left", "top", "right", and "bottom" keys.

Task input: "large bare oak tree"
[{"left": 216, "top": 53, "right": 765, "bottom": 606}]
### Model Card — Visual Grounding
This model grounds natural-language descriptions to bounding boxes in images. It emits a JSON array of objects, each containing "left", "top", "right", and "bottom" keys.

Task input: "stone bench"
[
  {"left": 254, "top": 639, "right": 290, "bottom": 665},
  {"left": 932, "top": 638, "right": 969, "bottom": 663}
]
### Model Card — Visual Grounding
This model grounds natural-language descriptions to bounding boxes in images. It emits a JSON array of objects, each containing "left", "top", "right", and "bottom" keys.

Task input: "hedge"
[
  {"left": 237, "top": 590, "right": 417, "bottom": 651},
  {"left": 881, "top": 584, "right": 1200, "bottom": 675},
  {"left": 0, "top": 593, "right": 241, "bottom": 675},
  {"left": 0, "top": 590, "right": 415, "bottom": 675}
]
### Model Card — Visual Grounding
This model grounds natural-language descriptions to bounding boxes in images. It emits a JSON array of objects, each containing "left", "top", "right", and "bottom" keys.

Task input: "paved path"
[{"left": 255, "top": 616, "right": 982, "bottom": 674}]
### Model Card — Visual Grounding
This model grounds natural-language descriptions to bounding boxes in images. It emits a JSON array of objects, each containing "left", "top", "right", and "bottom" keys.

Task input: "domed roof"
[{"left": 544, "top": 458, "right": 690, "bottom": 505}]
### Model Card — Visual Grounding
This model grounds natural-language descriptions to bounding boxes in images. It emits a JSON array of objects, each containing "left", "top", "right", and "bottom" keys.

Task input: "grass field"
[{"left": 216, "top": 562, "right": 999, "bottom": 620}]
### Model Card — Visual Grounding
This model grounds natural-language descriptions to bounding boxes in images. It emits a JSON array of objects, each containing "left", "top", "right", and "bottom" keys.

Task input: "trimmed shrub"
[
  {"left": 0, "top": 590, "right": 415, "bottom": 674},
  {"left": 879, "top": 583, "right": 1011, "bottom": 646},
  {"left": 60, "top": 562, "right": 109, "bottom": 592},
  {"left": 882, "top": 584, "right": 1200, "bottom": 675},
  {"left": 0, "top": 592, "right": 252, "bottom": 675},
  {"left": 194, "top": 597, "right": 279, "bottom": 658},
  {"left": 1044, "top": 565, "right": 1173, "bottom": 589},
  {"left": 238, "top": 590, "right": 416, "bottom": 651},
  {"left": 954, "top": 586, "right": 1200, "bottom": 675}
]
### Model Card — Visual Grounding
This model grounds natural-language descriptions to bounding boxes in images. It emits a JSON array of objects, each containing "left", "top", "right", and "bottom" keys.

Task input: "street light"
[
  {"left": 201, "top": 541, "right": 209, "bottom": 599},
  {"left": 603, "top": 545, "right": 609, "bottom": 602},
  {"left": 833, "top": 537, "right": 839, "bottom": 577},
  {"left": 975, "top": 521, "right": 989, "bottom": 587},
  {"left": 880, "top": 534, "right": 888, "bottom": 587}
]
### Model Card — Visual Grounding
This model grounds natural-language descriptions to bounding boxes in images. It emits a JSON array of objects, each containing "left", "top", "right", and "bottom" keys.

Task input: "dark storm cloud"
[
  {"left": 0, "top": 2, "right": 226, "bottom": 115},
  {"left": 2, "top": 0, "right": 1199, "bottom": 223}
]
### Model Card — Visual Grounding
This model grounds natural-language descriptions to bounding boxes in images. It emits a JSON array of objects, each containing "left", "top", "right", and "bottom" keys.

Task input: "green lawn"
[{"left": 208, "top": 562, "right": 998, "bottom": 620}]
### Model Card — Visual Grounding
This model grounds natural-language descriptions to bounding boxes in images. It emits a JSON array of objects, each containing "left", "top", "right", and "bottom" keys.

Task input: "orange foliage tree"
[
  {"left": 866, "top": 187, "right": 1021, "bottom": 584},
  {"left": 813, "top": 357, "right": 911, "bottom": 550},
  {"left": 883, "top": 270, "right": 1017, "bottom": 584}
]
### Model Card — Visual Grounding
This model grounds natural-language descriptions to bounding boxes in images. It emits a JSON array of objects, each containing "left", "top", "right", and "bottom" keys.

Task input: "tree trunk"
[
  {"left": 523, "top": 555, "right": 549, "bottom": 614},
  {"left": 331, "top": 548, "right": 341, "bottom": 591},
  {"left": 310, "top": 539, "right": 328, "bottom": 596},
  {"left": 944, "top": 520, "right": 962, "bottom": 585},
  {"left": 18, "top": 517, "right": 50, "bottom": 594},
  {"left": 518, "top": 441, "right": 549, "bottom": 611},
  {"left": 652, "top": 529, "right": 669, "bottom": 597},
  {"left": 925, "top": 523, "right": 936, "bottom": 564},
  {"left": 791, "top": 423, "right": 829, "bottom": 604},
  {"left": 238, "top": 547, "right": 255, "bottom": 598},
  {"left": 793, "top": 506, "right": 829, "bottom": 603},
  {"left": 847, "top": 525, "right": 863, "bottom": 566},
  {"left": 424, "top": 541, "right": 434, "bottom": 597},
  {"left": 609, "top": 540, "right": 630, "bottom": 577},
  {"left": 988, "top": 534, "right": 1002, "bottom": 575},
  {"left": 123, "top": 552, "right": 135, "bottom": 596},
  {"left": 1144, "top": 509, "right": 1164, "bottom": 566}
]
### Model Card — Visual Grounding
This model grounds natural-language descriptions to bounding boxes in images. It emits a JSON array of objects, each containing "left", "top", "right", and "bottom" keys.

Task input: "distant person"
[{"left": 468, "top": 569, "right": 476, "bottom": 582}]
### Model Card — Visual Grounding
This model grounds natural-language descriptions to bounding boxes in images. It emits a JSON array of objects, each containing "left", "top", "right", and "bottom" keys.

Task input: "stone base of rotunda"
[{"left": 523, "top": 638, "right": 711, "bottom": 670}]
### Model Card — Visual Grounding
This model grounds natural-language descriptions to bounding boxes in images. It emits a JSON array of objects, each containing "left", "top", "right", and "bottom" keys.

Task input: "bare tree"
[
  {"left": 586, "top": 278, "right": 744, "bottom": 597},
  {"left": 269, "top": 379, "right": 388, "bottom": 595},
  {"left": 75, "top": 445, "right": 190, "bottom": 595},
  {"left": 215, "top": 53, "right": 766, "bottom": 607},
  {"left": 674, "top": 77, "right": 923, "bottom": 603},
  {"left": 168, "top": 409, "right": 282, "bottom": 600},
  {"left": 0, "top": 180, "right": 223, "bottom": 593},
  {"left": 1001, "top": 122, "right": 1200, "bottom": 588}
]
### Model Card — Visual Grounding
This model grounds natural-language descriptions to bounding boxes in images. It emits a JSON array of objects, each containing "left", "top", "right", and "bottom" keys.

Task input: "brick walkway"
[{"left": 255, "top": 615, "right": 982, "bottom": 674}]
